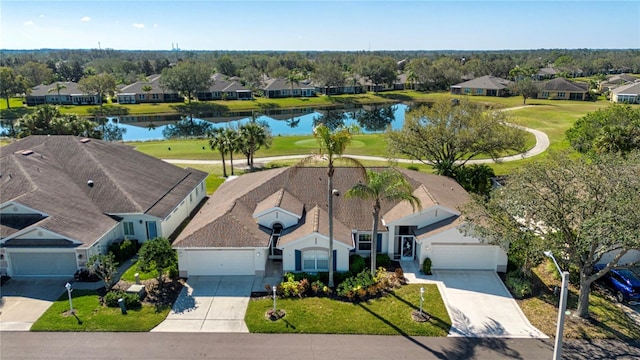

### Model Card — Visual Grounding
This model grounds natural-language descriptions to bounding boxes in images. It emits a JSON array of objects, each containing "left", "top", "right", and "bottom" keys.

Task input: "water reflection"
[{"left": 355, "top": 104, "right": 397, "bottom": 132}]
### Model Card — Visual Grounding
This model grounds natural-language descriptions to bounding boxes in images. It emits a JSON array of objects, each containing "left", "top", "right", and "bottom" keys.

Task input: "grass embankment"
[
  {"left": 245, "top": 284, "right": 450, "bottom": 336},
  {"left": 517, "top": 261, "right": 640, "bottom": 340},
  {"left": 31, "top": 289, "right": 170, "bottom": 332}
]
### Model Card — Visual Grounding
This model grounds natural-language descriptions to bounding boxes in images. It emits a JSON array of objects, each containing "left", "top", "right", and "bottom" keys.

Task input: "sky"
[{"left": 1, "top": 0, "right": 639, "bottom": 51}]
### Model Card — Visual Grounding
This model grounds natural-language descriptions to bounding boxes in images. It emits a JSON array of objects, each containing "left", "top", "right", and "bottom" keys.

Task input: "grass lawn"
[
  {"left": 119, "top": 259, "right": 158, "bottom": 282},
  {"left": 30, "top": 289, "right": 170, "bottom": 332},
  {"left": 516, "top": 261, "right": 640, "bottom": 340},
  {"left": 245, "top": 284, "right": 450, "bottom": 336}
]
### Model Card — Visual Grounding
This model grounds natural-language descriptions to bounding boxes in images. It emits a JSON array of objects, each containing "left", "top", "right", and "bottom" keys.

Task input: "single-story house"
[
  {"left": 0, "top": 136, "right": 208, "bottom": 277},
  {"left": 355, "top": 74, "right": 403, "bottom": 93},
  {"left": 609, "top": 82, "right": 640, "bottom": 104},
  {"left": 196, "top": 73, "right": 252, "bottom": 101},
  {"left": 25, "top": 82, "right": 101, "bottom": 106},
  {"left": 450, "top": 75, "right": 512, "bottom": 97},
  {"left": 538, "top": 77, "right": 589, "bottom": 100},
  {"left": 116, "top": 74, "right": 182, "bottom": 104},
  {"left": 263, "top": 78, "right": 316, "bottom": 98},
  {"left": 173, "top": 167, "right": 507, "bottom": 277},
  {"left": 599, "top": 74, "right": 637, "bottom": 92}
]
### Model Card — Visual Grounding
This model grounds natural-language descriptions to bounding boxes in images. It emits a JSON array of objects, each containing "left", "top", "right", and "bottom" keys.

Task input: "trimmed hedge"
[{"left": 103, "top": 291, "right": 141, "bottom": 309}]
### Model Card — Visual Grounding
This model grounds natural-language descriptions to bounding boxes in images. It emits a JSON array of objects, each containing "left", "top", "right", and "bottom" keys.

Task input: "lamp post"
[
  {"left": 544, "top": 251, "right": 569, "bottom": 360},
  {"left": 64, "top": 282, "right": 74, "bottom": 314},
  {"left": 419, "top": 287, "right": 425, "bottom": 316},
  {"left": 272, "top": 285, "right": 277, "bottom": 314}
]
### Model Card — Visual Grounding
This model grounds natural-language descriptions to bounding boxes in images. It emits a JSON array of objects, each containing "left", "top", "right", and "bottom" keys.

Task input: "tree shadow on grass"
[{"left": 388, "top": 291, "right": 450, "bottom": 332}]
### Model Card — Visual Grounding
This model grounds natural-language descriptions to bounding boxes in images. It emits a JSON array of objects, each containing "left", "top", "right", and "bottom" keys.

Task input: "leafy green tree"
[
  {"left": 313, "top": 62, "right": 345, "bottom": 95},
  {"left": 508, "top": 65, "right": 537, "bottom": 81},
  {"left": 138, "top": 237, "right": 178, "bottom": 286},
  {"left": 217, "top": 55, "right": 237, "bottom": 76},
  {"left": 509, "top": 77, "right": 539, "bottom": 105},
  {"left": 15, "top": 105, "right": 99, "bottom": 138},
  {"left": 386, "top": 97, "right": 526, "bottom": 177},
  {"left": 238, "top": 121, "right": 272, "bottom": 169},
  {"left": 464, "top": 151, "right": 640, "bottom": 318},
  {"left": 0, "top": 67, "right": 28, "bottom": 109},
  {"left": 47, "top": 82, "right": 67, "bottom": 105},
  {"left": 358, "top": 56, "right": 397, "bottom": 93},
  {"left": 346, "top": 169, "right": 421, "bottom": 275},
  {"left": 454, "top": 164, "right": 496, "bottom": 197},
  {"left": 566, "top": 104, "right": 640, "bottom": 155},
  {"left": 18, "top": 61, "right": 54, "bottom": 87},
  {"left": 160, "top": 61, "right": 213, "bottom": 105},
  {"left": 78, "top": 73, "right": 117, "bottom": 107},
  {"left": 86, "top": 253, "right": 119, "bottom": 291},
  {"left": 295, "top": 124, "right": 364, "bottom": 287}
]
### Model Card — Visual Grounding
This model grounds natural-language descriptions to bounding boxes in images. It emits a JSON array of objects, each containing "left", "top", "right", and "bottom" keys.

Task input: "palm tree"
[
  {"left": 47, "top": 82, "right": 67, "bottom": 105},
  {"left": 142, "top": 85, "right": 152, "bottom": 101},
  {"left": 208, "top": 128, "right": 229, "bottom": 178},
  {"left": 224, "top": 127, "right": 240, "bottom": 176},
  {"left": 239, "top": 122, "right": 271, "bottom": 169},
  {"left": 293, "top": 124, "right": 364, "bottom": 287},
  {"left": 346, "top": 169, "right": 421, "bottom": 275},
  {"left": 286, "top": 70, "right": 301, "bottom": 97}
]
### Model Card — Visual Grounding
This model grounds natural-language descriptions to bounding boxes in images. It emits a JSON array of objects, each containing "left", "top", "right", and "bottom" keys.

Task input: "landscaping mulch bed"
[{"left": 111, "top": 277, "right": 185, "bottom": 307}]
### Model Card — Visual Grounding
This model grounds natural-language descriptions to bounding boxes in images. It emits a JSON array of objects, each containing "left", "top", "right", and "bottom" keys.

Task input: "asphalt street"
[{"left": 2, "top": 332, "right": 639, "bottom": 360}]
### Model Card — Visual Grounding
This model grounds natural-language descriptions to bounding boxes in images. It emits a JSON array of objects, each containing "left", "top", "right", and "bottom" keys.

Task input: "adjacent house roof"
[
  {"left": 0, "top": 136, "right": 207, "bottom": 246},
  {"left": 208, "top": 73, "right": 251, "bottom": 93},
  {"left": 611, "top": 82, "right": 640, "bottom": 96},
  {"left": 253, "top": 189, "right": 304, "bottom": 218},
  {"left": 450, "top": 75, "right": 512, "bottom": 90},
  {"left": 540, "top": 77, "right": 588, "bottom": 92},
  {"left": 173, "top": 167, "right": 470, "bottom": 249},
  {"left": 28, "top": 82, "right": 85, "bottom": 96},
  {"left": 118, "top": 74, "right": 171, "bottom": 95},
  {"left": 263, "top": 78, "right": 315, "bottom": 91},
  {"left": 606, "top": 74, "right": 637, "bottom": 83}
]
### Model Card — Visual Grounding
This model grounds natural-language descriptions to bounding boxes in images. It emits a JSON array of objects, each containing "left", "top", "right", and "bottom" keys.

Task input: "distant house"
[
  {"left": 25, "top": 82, "right": 101, "bottom": 106},
  {"left": 355, "top": 74, "right": 403, "bottom": 92},
  {"left": 0, "top": 136, "right": 208, "bottom": 277},
  {"left": 450, "top": 75, "right": 512, "bottom": 97},
  {"left": 263, "top": 78, "right": 316, "bottom": 98},
  {"left": 116, "top": 75, "right": 182, "bottom": 104},
  {"left": 610, "top": 82, "right": 640, "bottom": 104},
  {"left": 313, "top": 78, "right": 364, "bottom": 95},
  {"left": 196, "top": 73, "right": 252, "bottom": 101},
  {"left": 538, "top": 77, "right": 588, "bottom": 100},
  {"left": 600, "top": 74, "right": 638, "bottom": 92}
]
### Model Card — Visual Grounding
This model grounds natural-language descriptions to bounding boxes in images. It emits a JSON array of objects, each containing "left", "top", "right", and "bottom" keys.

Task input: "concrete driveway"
[
  {"left": 434, "top": 270, "right": 547, "bottom": 338},
  {"left": 0, "top": 277, "right": 68, "bottom": 331},
  {"left": 151, "top": 276, "right": 254, "bottom": 333}
]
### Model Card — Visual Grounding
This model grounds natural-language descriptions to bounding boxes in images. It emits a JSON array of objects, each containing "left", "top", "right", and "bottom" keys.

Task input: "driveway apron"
[
  {"left": 434, "top": 270, "right": 547, "bottom": 338},
  {"left": 151, "top": 276, "right": 253, "bottom": 333},
  {"left": 0, "top": 277, "right": 68, "bottom": 331}
]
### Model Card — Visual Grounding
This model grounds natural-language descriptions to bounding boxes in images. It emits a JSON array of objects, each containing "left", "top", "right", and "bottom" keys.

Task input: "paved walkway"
[{"left": 400, "top": 261, "right": 547, "bottom": 339}]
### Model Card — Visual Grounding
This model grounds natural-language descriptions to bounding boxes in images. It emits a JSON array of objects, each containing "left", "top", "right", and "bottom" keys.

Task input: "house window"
[
  {"left": 189, "top": 193, "right": 193, "bottom": 202},
  {"left": 152, "top": 94, "right": 159, "bottom": 99},
  {"left": 123, "top": 221, "right": 135, "bottom": 236},
  {"left": 476, "top": 88, "right": 483, "bottom": 95},
  {"left": 358, "top": 234, "right": 372, "bottom": 251},
  {"left": 196, "top": 187, "right": 199, "bottom": 196},
  {"left": 557, "top": 92, "right": 565, "bottom": 98},
  {"left": 200, "top": 182, "right": 205, "bottom": 191},
  {"left": 138, "top": 94, "right": 145, "bottom": 100},
  {"left": 464, "top": 88, "right": 471, "bottom": 94},
  {"left": 303, "top": 250, "right": 329, "bottom": 271},
  {"left": 542, "top": 91, "right": 549, "bottom": 98}
]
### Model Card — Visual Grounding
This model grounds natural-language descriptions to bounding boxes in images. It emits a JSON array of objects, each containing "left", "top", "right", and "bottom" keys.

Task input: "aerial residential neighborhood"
[{"left": 1, "top": 1, "right": 640, "bottom": 359}]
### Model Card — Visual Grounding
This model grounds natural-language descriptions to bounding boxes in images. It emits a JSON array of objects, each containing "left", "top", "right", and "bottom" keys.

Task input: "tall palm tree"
[
  {"left": 224, "top": 127, "right": 240, "bottom": 176},
  {"left": 239, "top": 122, "right": 271, "bottom": 169},
  {"left": 47, "top": 82, "right": 67, "bottom": 105},
  {"left": 346, "top": 169, "right": 421, "bottom": 275},
  {"left": 286, "top": 70, "right": 301, "bottom": 97},
  {"left": 294, "top": 124, "right": 364, "bottom": 287},
  {"left": 208, "top": 128, "right": 229, "bottom": 178}
]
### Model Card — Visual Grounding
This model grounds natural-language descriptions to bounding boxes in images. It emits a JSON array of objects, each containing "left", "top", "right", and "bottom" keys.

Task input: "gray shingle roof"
[
  {"left": 611, "top": 82, "right": 640, "bottom": 95},
  {"left": 1, "top": 136, "right": 207, "bottom": 246},
  {"left": 29, "top": 82, "right": 85, "bottom": 96},
  {"left": 540, "top": 77, "right": 588, "bottom": 92},
  {"left": 174, "top": 167, "right": 470, "bottom": 249},
  {"left": 450, "top": 75, "right": 512, "bottom": 90}
]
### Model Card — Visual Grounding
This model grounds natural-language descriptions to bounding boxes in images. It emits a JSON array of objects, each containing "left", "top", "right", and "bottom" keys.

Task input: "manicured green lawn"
[
  {"left": 30, "top": 289, "right": 170, "bottom": 332},
  {"left": 245, "top": 284, "right": 450, "bottom": 336},
  {"left": 119, "top": 260, "right": 157, "bottom": 282}
]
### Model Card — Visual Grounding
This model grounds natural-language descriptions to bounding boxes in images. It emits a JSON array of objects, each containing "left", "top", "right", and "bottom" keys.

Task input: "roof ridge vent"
[
  {"left": 21, "top": 150, "right": 34, "bottom": 156},
  {"left": 80, "top": 138, "right": 91, "bottom": 143}
]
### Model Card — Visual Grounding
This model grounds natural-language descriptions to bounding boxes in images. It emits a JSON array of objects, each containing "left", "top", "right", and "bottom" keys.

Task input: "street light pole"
[
  {"left": 65, "top": 282, "right": 74, "bottom": 314},
  {"left": 544, "top": 251, "right": 569, "bottom": 360}
]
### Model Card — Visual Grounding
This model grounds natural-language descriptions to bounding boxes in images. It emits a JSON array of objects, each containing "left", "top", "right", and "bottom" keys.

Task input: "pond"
[{"left": 105, "top": 103, "right": 410, "bottom": 141}]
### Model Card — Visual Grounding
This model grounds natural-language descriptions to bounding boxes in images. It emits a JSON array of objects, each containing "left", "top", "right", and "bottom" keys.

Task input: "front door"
[
  {"left": 401, "top": 236, "right": 414, "bottom": 260},
  {"left": 146, "top": 221, "right": 158, "bottom": 240}
]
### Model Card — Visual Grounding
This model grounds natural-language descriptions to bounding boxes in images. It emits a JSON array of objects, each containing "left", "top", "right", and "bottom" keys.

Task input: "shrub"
[
  {"left": 407, "top": 165, "right": 420, "bottom": 171},
  {"left": 422, "top": 257, "right": 432, "bottom": 275},
  {"left": 505, "top": 272, "right": 532, "bottom": 299},
  {"left": 376, "top": 253, "right": 391, "bottom": 268},
  {"left": 350, "top": 255, "right": 367, "bottom": 274},
  {"left": 395, "top": 268, "right": 406, "bottom": 285},
  {"left": 119, "top": 239, "right": 137, "bottom": 261},
  {"left": 336, "top": 270, "right": 376, "bottom": 301},
  {"left": 108, "top": 242, "right": 121, "bottom": 262},
  {"left": 103, "top": 291, "right": 141, "bottom": 308},
  {"left": 310, "top": 280, "right": 325, "bottom": 295}
]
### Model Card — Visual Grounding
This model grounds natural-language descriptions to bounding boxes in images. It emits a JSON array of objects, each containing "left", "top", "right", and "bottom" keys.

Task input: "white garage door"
[
  {"left": 431, "top": 245, "right": 498, "bottom": 271},
  {"left": 185, "top": 250, "right": 255, "bottom": 276},
  {"left": 10, "top": 252, "right": 77, "bottom": 276}
]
